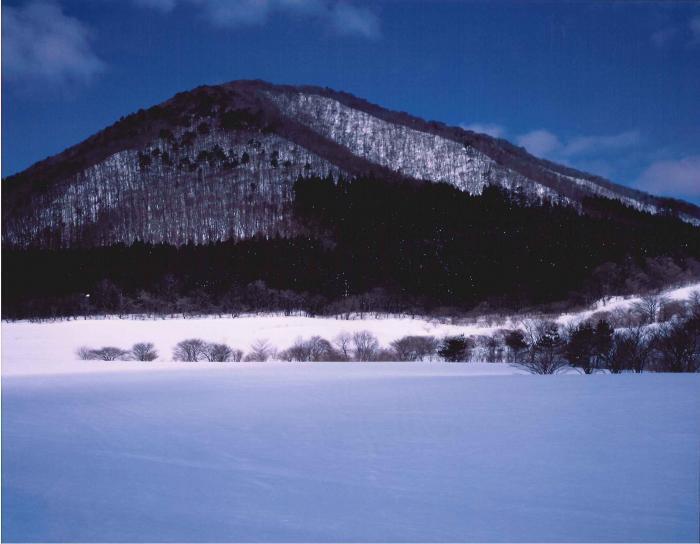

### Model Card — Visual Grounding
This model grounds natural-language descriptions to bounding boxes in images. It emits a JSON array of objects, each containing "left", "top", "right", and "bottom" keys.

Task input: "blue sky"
[{"left": 3, "top": 0, "right": 700, "bottom": 203}]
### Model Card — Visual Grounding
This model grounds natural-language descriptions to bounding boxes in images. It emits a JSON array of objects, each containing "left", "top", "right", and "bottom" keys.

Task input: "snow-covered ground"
[
  {"left": 3, "top": 366, "right": 699, "bottom": 542},
  {"left": 2, "top": 282, "right": 699, "bottom": 541},
  {"left": 2, "top": 315, "right": 504, "bottom": 376},
  {"left": 2, "top": 280, "right": 698, "bottom": 377}
]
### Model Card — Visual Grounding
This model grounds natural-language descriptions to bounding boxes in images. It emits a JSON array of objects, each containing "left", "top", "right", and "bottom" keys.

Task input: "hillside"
[{"left": 3, "top": 79, "right": 700, "bottom": 249}]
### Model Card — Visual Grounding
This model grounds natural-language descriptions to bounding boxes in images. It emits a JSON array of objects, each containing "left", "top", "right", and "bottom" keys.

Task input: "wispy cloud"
[
  {"left": 133, "top": 0, "right": 380, "bottom": 38},
  {"left": 635, "top": 156, "right": 700, "bottom": 199},
  {"left": 3, "top": 1, "right": 105, "bottom": 89},
  {"left": 516, "top": 129, "right": 563, "bottom": 157},
  {"left": 690, "top": 15, "right": 700, "bottom": 45},
  {"left": 650, "top": 13, "right": 700, "bottom": 48},
  {"left": 514, "top": 129, "right": 641, "bottom": 160},
  {"left": 460, "top": 123, "right": 506, "bottom": 139},
  {"left": 651, "top": 26, "right": 678, "bottom": 48}
]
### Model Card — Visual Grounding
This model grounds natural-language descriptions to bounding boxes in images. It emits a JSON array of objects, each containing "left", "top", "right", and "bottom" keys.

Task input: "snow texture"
[{"left": 2, "top": 365, "right": 699, "bottom": 542}]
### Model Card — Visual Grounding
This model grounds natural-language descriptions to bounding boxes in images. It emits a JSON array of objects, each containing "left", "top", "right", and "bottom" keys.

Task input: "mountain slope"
[{"left": 3, "top": 79, "right": 700, "bottom": 249}]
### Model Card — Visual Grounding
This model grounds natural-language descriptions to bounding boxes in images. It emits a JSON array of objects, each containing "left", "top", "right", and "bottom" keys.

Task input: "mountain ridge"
[{"left": 3, "top": 79, "right": 699, "bottom": 249}]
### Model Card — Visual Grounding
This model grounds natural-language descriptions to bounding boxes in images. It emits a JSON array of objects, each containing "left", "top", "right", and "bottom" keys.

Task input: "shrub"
[
  {"left": 438, "top": 335, "right": 474, "bottom": 362},
  {"left": 173, "top": 338, "right": 206, "bottom": 362},
  {"left": 390, "top": 335, "right": 438, "bottom": 361},
  {"left": 132, "top": 342, "right": 158, "bottom": 361},
  {"left": 92, "top": 347, "right": 130, "bottom": 361},
  {"left": 651, "top": 319, "right": 700, "bottom": 373},
  {"left": 77, "top": 346, "right": 94, "bottom": 360},
  {"left": 282, "top": 336, "right": 339, "bottom": 362},
  {"left": 504, "top": 329, "right": 528, "bottom": 363},
  {"left": 245, "top": 339, "right": 275, "bottom": 362},
  {"left": 203, "top": 343, "right": 234, "bottom": 362},
  {"left": 352, "top": 331, "right": 379, "bottom": 362},
  {"left": 514, "top": 322, "right": 567, "bottom": 374}
]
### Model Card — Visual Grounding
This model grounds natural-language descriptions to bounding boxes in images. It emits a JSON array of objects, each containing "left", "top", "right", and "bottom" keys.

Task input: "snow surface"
[
  {"left": 2, "top": 366, "right": 699, "bottom": 542},
  {"left": 1, "top": 315, "right": 504, "bottom": 376}
]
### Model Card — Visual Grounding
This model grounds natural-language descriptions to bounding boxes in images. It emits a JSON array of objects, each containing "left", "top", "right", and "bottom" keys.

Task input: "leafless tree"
[
  {"left": 173, "top": 338, "right": 206, "bottom": 362},
  {"left": 333, "top": 332, "right": 352, "bottom": 360},
  {"left": 652, "top": 320, "right": 700, "bottom": 373},
  {"left": 390, "top": 335, "right": 438, "bottom": 361},
  {"left": 77, "top": 346, "right": 94, "bottom": 360},
  {"left": 632, "top": 295, "right": 667, "bottom": 325},
  {"left": 91, "top": 347, "right": 130, "bottom": 361},
  {"left": 132, "top": 342, "right": 158, "bottom": 361},
  {"left": 352, "top": 330, "right": 380, "bottom": 361},
  {"left": 246, "top": 339, "right": 275, "bottom": 362},
  {"left": 282, "top": 336, "right": 339, "bottom": 362},
  {"left": 513, "top": 322, "right": 567, "bottom": 374},
  {"left": 203, "top": 342, "right": 234, "bottom": 362}
]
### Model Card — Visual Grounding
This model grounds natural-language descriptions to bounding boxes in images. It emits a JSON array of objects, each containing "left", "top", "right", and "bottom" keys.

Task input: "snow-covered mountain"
[{"left": 4, "top": 79, "right": 699, "bottom": 248}]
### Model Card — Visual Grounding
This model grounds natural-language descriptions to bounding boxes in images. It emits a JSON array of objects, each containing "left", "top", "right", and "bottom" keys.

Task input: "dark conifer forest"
[{"left": 3, "top": 175, "right": 700, "bottom": 319}]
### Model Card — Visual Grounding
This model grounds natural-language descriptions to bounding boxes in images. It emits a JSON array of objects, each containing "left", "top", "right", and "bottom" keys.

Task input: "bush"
[
  {"left": 438, "top": 335, "right": 474, "bottom": 362},
  {"left": 504, "top": 329, "right": 528, "bottom": 362},
  {"left": 203, "top": 342, "right": 234, "bottom": 362},
  {"left": 352, "top": 331, "right": 379, "bottom": 362},
  {"left": 390, "top": 335, "right": 438, "bottom": 361},
  {"left": 606, "top": 327, "right": 651, "bottom": 374},
  {"left": 132, "top": 342, "right": 158, "bottom": 361},
  {"left": 514, "top": 322, "right": 567, "bottom": 374},
  {"left": 245, "top": 339, "right": 275, "bottom": 362},
  {"left": 282, "top": 336, "right": 340, "bottom": 362},
  {"left": 92, "top": 347, "right": 130, "bottom": 361},
  {"left": 77, "top": 346, "right": 94, "bottom": 360},
  {"left": 651, "top": 319, "right": 700, "bottom": 373},
  {"left": 173, "top": 338, "right": 206, "bottom": 362}
]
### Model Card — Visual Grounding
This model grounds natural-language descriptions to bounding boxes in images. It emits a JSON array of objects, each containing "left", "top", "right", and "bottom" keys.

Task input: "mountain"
[{"left": 3, "top": 79, "right": 700, "bottom": 249}]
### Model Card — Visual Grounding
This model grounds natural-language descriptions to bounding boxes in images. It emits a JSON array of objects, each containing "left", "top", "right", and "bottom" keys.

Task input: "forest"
[{"left": 3, "top": 175, "right": 700, "bottom": 319}]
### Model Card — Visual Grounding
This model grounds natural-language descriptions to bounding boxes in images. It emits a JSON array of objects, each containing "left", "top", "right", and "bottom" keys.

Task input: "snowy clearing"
[
  {"left": 2, "top": 366, "right": 699, "bottom": 542},
  {"left": 3, "top": 280, "right": 699, "bottom": 376},
  {"left": 2, "top": 315, "right": 504, "bottom": 376}
]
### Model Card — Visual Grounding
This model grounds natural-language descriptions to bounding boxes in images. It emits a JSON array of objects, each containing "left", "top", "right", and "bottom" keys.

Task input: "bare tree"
[
  {"left": 246, "top": 339, "right": 275, "bottom": 362},
  {"left": 504, "top": 329, "right": 528, "bottom": 363},
  {"left": 91, "top": 347, "right": 130, "bottom": 361},
  {"left": 282, "top": 336, "right": 339, "bottom": 362},
  {"left": 513, "top": 322, "right": 567, "bottom": 374},
  {"left": 652, "top": 320, "right": 700, "bottom": 373},
  {"left": 203, "top": 342, "right": 234, "bottom": 362},
  {"left": 77, "top": 346, "right": 94, "bottom": 360},
  {"left": 390, "top": 335, "right": 438, "bottom": 361},
  {"left": 352, "top": 331, "right": 379, "bottom": 361},
  {"left": 173, "top": 338, "right": 206, "bottom": 362},
  {"left": 132, "top": 342, "right": 158, "bottom": 361},
  {"left": 333, "top": 332, "right": 352, "bottom": 360},
  {"left": 632, "top": 295, "right": 667, "bottom": 325}
]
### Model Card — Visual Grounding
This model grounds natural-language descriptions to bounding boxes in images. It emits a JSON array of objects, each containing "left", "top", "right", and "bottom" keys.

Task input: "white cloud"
[
  {"left": 690, "top": 15, "right": 700, "bottom": 45},
  {"left": 561, "top": 130, "right": 641, "bottom": 157},
  {"left": 328, "top": 2, "right": 379, "bottom": 39},
  {"left": 515, "top": 128, "right": 641, "bottom": 160},
  {"left": 651, "top": 27, "right": 678, "bottom": 48},
  {"left": 460, "top": 123, "right": 506, "bottom": 138},
  {"left": 516, "top": 129, "right": 563, "bottom": 157},
  {"left": 133, "top": 0, "right": 178, "bottom": 12},
  {"left": 133, "top": 0, "right": 380, "bottom": 38},
  {"left": 3, "top": 1, "right": 105, "bottom": 88},
  {"left": 636, "top": 156, "right": 700, "bottom": 198}
]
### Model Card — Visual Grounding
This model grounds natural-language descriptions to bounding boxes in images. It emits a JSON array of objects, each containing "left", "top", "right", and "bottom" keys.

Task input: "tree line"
[{"left": 3, "top": 175, "right": 700, "bottom": 320}]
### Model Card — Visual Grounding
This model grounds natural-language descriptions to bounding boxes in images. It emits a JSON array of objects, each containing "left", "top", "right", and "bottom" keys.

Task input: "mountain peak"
[{"left": 3, "top": 80, "right": 699, "bottom": 249}]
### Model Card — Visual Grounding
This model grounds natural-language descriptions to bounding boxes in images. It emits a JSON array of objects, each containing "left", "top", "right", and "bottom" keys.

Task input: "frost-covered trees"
[
  {"left": 390, "top": 336, "right": 438, "bottom": 361},
  {"left": 438, "top": 335, "right": 474, "bottom": 362},
  {"left": 351, "top": 331, "right": 380, "bottom": 362},
  {"left": 173, "top": 339, "right": 207, "bottom": 362},
  {"left": 132, "top": 342, "right": 158, "bottom": 361},
  {"left": 504, "top": 329, "right": 528, "bottom": 363}
]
